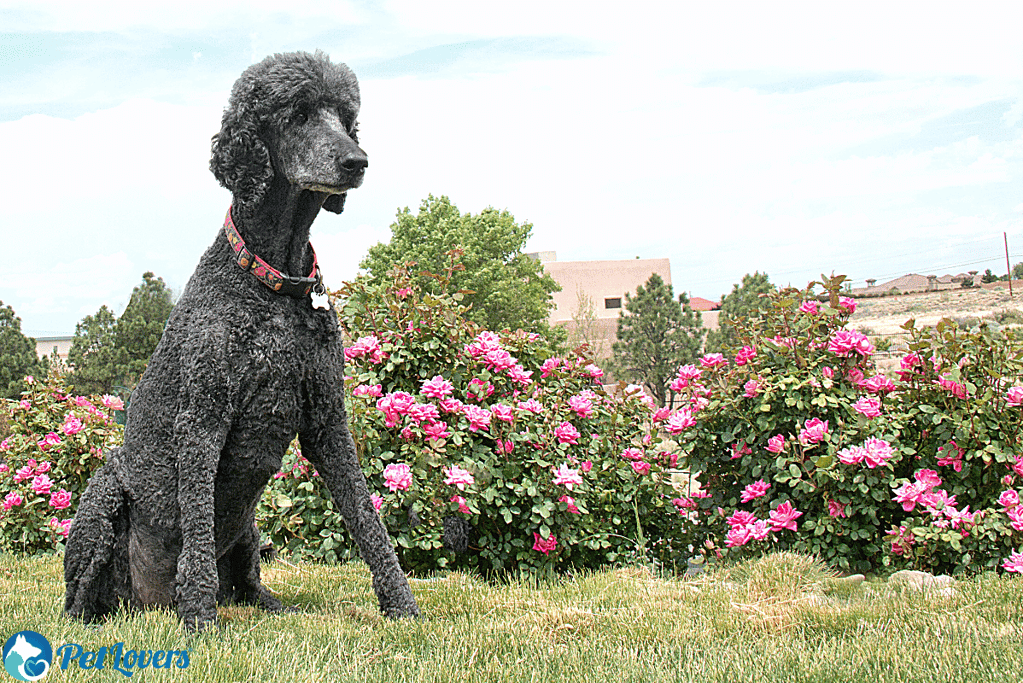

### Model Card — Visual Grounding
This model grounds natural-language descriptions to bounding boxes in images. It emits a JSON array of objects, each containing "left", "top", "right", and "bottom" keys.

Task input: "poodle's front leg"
[
  {"left": 172, "top": 358, "right": 234, "bottom": 631},
  {"left": 300, "top": 353, "right": 419, "bottom": 618},
  {"left": 174, "top": 445, "right": 220, "bottom": 631}
]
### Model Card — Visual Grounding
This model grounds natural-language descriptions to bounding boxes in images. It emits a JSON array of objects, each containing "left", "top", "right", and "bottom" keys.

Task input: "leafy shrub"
[
  {"left": 257, "top": 260, "right": 684, "bottom": 574},
  {"left": 673, "top": 276, "right": 1023, "bottom": 575},
  {"left": 881, "top": 318, "right": 1023, "bottom": 573},
  {"left": 995, "top": 308, "right": 1023, "bottom": 325},
  {"left": 1, "top": 369, "right": 122, "bottom": 554}
]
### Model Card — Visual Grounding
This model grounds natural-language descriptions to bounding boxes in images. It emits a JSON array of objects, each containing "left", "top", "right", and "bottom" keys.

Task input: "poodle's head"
[{"left": 210, "top": 50, "right": 365, "bottom": 216}]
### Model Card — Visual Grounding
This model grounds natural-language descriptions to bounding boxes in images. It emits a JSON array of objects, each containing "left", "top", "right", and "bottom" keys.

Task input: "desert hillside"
[{"left": 849, "top": 287, "right": 1023, "bottom": 338}]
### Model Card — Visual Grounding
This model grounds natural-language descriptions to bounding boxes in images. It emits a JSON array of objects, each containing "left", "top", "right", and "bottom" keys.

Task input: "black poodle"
[{"left": 64, "top": 51, "right": 419, "bottom": 631}]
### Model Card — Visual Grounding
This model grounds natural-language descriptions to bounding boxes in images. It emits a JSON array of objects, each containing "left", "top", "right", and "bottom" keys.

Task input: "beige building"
[
  {"left": 35, "top": 336, "right": 74, "bottom": 361},
  {"left": 531, "top": 254, "right": 673, "bottom": 360}
]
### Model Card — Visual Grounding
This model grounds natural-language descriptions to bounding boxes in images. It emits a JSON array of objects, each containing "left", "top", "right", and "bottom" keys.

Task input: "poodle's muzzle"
[{"left": 279, "top": 107, "right": 367, "bottom": 195}]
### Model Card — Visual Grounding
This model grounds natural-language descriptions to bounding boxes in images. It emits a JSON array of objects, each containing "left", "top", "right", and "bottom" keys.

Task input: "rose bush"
[
  {"left": 1, "top": 370, "right": 123, "bottom": 554},
  {"left": 257, "top": 259, "right": 685, "bottom": 574},
  {"left": 673, "top": 275, "right": 1023, "bottom": 574}
]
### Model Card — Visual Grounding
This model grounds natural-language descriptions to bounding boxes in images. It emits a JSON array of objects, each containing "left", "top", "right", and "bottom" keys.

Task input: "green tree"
[
  {"left": 705, "top": 271, "right": 776, "bottom": 354},
  {"left": 981, "top": 268, "right": 1000, "bottom": 284},
  {"left": 1011, "top": 262, "right": 1023, "bottom": 280},
  {"left": 0, "top": 301, "right": 41, "bottom": 400},
  {"left": 610, "top": 274, "right": 705, "bottom": 408},
  {"left": 360, "top": 195, "right": 562, "bottom": 339},
  {"left": 68, "top": 272, "right": 174, "bottom": 395}
]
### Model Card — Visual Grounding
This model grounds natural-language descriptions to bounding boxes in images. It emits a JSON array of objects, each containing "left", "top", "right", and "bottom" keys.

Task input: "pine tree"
[
  {"left": 705, "top": 271, "right": 775, "bottom": 355},
  {"left": 0, "top": 301, "right": 41, "bottom": 399},
  {"left": 611, "top": 274, "right": 705, "bottom": 408},
  {"left": 68, "top": 272, "right": 174, "bottom": 395}
]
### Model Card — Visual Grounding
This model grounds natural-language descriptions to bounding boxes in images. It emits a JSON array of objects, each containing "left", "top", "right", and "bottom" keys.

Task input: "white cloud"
[{"left": 0, "top": 0, "right": 366, "bottom": 32}]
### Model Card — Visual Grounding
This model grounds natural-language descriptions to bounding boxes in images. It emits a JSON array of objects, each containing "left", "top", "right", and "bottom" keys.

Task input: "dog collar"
[{"left": 223, "top": 208, "right": 324, "bottom": 299}]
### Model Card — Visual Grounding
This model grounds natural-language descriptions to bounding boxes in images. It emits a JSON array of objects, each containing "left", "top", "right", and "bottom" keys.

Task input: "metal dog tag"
[{"left": 311, "top": 291, "right": 330, "bottom": 310}]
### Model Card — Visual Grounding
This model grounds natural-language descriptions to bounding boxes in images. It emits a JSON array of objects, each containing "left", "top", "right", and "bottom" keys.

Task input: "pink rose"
[
  {"left": 734, "top": 346, "right": 757, "bottom": 366},
  {"left": 382, "top": 463, "right": 413, "bottom": 492},
  {"left": 1007, "top": 387, "right": 1023, "bottom": 407},
  {"left": 559, "top": 495, "right": 581, "bottom": 514},
  {"left": 769, "top": 501, "right": 803, "bottom": 532},
  {"left": 370, "top": 493, "right": 383, "bottom": 511},
  {"left": 999, "top": 489, "right": 1020, "bottom": 509},
  {"left": 100, "top": 394, "right": 125, "bottom": 411},
  {"left": 798, "top": 300, "right": 818, "bottom": 315},
  {"left": 31, "top": 474, "right": 53, "bottom": 495},
  {"left": 798, "top": 418, "right": 828, "bottom": 445},
  {"left": 552, "top": 463, "right": 583, "bottom": 490},
  {"left": 49, "top": 517, "right": 71, "bottom": 538},
  {"left": 1003, "top": 550, "right": 1023, "bottom": 574},
  {"left": 49, "top": 489, "right": 72, "bottom": 510},
  {"left": 740, "top": 479, "right": 770, "bottom": 503},
  {"left": 553, "top": 421, "right": 580, "bottom": 445},
  {"left": 353, "top": 384, "right": 383, "bottom": 398},
  {"left": 568, "top": 394, "right": 594, "bottom": 419},
  {"left": 664, "top": 409, "right": 695, "bottom": 435},
  {"left": 3, "top": 492, "right": 24, "bottom": 510},
  {"left": 422, "top": 420, "right": 451, "bottom": 442},
  {"left": 766, "top": 434, "right": 785, "bottom": 453},
  {"left": 420, "top": 375, "right": 454, "bottom": 399},
  {"left": 828, "top": 500, "right": 847, "bottom": 518},
  {"left": 631, "top": 461, "right": 651, "bottom": 475},
  {"left": 700, "top": 353, "right": 727, "bottom": 368},
  {"left": 852, "top": 396, "right": 882, "bottom": 419},
  {"left": 443, "top": 465, "right": 475, "bottom": 491},
  {"left": 450, "top": 495, "right": 471, "bottom": 514},
  {"left": 37, "top": 432, "right": 62, "bottom": 450},
  {"left": 516, "top": 398, "right": 543, "bottom": 414},
  {"left": 462, "top": 405, "right": 492, "bottom": 432},
  {"left": 533, "top": 532, "right": 557, "bottom": 555},
  {"left": 620, "top": 448, "right": 645, "bottom": 461}
]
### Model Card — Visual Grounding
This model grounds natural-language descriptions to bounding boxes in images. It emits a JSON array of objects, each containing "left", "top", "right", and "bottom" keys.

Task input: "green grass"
[{"left": 2, "top": 553, "right": 1022, "bottom": 682}]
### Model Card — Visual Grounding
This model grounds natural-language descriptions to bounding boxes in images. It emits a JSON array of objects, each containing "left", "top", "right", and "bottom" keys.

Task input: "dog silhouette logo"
[{"left": 2, "top": 631, "right": 52, "bottom": 682}]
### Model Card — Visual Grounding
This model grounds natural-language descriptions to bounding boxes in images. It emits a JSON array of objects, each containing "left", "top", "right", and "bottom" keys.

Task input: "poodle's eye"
[
  {"left": 349, "top": 120, "right": 360, "bottom": 141},
  {"left": 294, "top": 111, "right": 309, "bottom": 125}
]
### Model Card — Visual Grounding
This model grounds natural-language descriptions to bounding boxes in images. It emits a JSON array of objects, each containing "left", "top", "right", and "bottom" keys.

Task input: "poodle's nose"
[{"left": 340, "top": 153, "right": 368, "bottom": 173}]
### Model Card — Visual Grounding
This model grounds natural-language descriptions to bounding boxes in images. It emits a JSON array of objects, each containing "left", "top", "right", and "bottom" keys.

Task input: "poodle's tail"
[{"left": 64, "top": 450, "right": 132, "bottom": 622}]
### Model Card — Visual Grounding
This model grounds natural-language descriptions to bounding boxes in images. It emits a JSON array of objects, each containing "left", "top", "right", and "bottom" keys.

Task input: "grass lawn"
[{"left": 2, "top": 552, "right": 1022, "bottom": 682}]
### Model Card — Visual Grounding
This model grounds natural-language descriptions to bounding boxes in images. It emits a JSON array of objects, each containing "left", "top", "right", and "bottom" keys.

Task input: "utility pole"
[{"left": 1006, "top": 232, "right": 1014, "bottom": 298}]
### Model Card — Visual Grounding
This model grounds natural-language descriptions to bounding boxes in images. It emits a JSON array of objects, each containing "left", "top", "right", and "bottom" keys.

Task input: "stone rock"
[
  {"left": 835, "top": 574, "right": 866, "bottom": 586},
  {"left": 887, "top": 570, "right": 957, "bottom": 597}
]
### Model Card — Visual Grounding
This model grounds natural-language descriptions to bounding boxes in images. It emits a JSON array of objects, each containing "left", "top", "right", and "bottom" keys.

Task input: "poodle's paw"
[
  {"left": 179, "top": 606, "right": 218, "bottom": 633},
  {"left": 254, "top": 591, "right": 296, "bottom": 614},
  {"left": 380, "top": 600, "right": 421, "bottom": 620}
]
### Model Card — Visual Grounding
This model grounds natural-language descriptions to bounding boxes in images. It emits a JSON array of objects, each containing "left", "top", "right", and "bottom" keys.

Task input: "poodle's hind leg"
[
  {"left": 217, "top": 522, "right": 288, "bottom": 613},
  {"left": 64, "top": 460, "right": 133, "bottom": 623}
]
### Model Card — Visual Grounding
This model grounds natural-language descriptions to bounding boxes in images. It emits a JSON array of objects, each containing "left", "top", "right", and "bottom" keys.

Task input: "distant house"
[
  {"left": 34, "top": 335, "right": 74, "bottom": 361},
  {"left": 688, "top": 297, "right": 720, "bottom": 312},
  {"left": 529, "top": 253, "right": 719, "bottom": 359},
  {"left": 851, "top": 271, "right": 983, "bottom": 295}
]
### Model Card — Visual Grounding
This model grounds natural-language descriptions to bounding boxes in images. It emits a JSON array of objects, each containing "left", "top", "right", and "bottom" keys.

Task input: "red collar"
[{"left": 223, "top": 208, "right": 323, "bottom": 299}]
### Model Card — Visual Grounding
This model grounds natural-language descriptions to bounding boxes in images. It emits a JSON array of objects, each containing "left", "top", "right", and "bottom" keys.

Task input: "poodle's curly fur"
[{"left": 64, "top": 51, "right": 419, "bottom": 631}]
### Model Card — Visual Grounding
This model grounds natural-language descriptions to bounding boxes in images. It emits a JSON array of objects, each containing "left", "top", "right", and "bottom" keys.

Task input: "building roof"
[{"left": 688, "top": 297, "right": 720, "bottom": 311}]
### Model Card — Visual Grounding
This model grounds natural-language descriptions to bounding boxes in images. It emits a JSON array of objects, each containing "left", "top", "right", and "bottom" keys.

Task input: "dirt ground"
[{"left": 848, "top": 287, "right": 1023, "bottom": 337}]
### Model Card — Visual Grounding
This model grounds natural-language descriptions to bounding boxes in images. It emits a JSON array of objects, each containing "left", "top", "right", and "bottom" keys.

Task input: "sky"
[{"left": 2, "top": 1, "right": 1022, "bottom": 337}]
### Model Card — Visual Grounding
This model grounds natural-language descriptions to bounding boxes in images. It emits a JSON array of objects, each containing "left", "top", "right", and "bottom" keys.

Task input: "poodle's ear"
[
  {"left": 209, "top": 99, "right": 274, "bottom": 214},
  {"left": 322, "top": 192, "right": 347, "bottom": 214}
]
